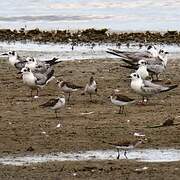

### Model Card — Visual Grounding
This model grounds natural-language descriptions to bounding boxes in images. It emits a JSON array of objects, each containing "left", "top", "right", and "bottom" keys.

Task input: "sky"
[{"left": 0, "top": 0, "right": 180, "bottom": 31}]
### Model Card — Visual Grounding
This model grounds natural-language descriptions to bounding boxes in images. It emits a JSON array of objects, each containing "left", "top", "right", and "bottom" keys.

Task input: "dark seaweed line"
[{"left": 0, "top": 28, "right": 180, "bottom": 44}]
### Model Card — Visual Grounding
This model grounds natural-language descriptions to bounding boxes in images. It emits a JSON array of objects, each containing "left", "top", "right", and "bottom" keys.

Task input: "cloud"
[
  {"left": 48, "top": 0, "right": 180, "bottom": 10},
  {"left": 48, "top": 1, "right": 143, "bottom": 10},
  {"left": 0, "top": 13, "right": 178, "bottom": 23},
  {"left": 0, "top": 15, "right": 117, "bottom": 22}
]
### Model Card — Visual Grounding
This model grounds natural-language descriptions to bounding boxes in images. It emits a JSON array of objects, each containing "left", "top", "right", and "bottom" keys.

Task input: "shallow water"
[
  {"left": 0, "top": 42, "right": 180, "bottom": 61},
  {"left": 1, "top": 0, "right": 180, "bottom": 31},
  {"left": 0, "top": 148, "right": 180, "bottom": 166}
]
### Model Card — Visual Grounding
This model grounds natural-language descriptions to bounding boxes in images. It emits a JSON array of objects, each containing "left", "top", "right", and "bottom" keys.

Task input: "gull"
[
  {"left": 122, "top": 59, "right": 153, "bottom": 80},
  {"left": 107, "top": 45, "right": 169, "bottom": 80},
  {"left": 40, "top": 95, "right": 65, "bottom": 118},
  {"left": 107, "top": 45, "right": 159, "bottom": 62},
  {"left": 25, "top": 57, "right": 54, "bottom": 75},
  {"left": 147, "top": 51, "right": 169, "bottom": 80},
  {"left": 134, "top": 50, "right": 169, "bottom": 80},
  {"left": 25, "top": 56, "right": 61, "bottom": 72},
  {"left": 56, "top": 79, "right": 83, "bottom": 101},
  {"left": 130, "top": 72, "right": 178, "bottom": 102},
  {"left": 135, "top": 60, "right": 149, "bottom": 79},
  {"left": 106, "top": 45, "right": 167, "bottom": 65},
  {"left": 18, "top": 67, "right": 54, "bottom": 97},
  {"left": 1, "top": 51, "right": 27, "bottom": 70},
  {"left": 82, "top": 76, "right": 97, "bottom": 101},
  {"left": 107, "top": 139, "right": 143, "bottom": 159},
  {"left": 110, "top": 91, "right": 135, "bottom": 114},
  {"left": 119, "top": 51, "right": 169, "bottom": 81}
]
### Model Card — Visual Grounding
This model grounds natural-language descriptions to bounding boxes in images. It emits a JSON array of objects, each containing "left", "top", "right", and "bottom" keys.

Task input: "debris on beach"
[{"left": 145, "top": 116, "right": 180, "bottom": 128}]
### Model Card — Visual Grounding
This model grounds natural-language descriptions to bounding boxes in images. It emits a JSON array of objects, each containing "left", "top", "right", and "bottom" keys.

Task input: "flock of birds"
[
  {"left": 1, "top": 44, "right": 178, "bottom": 159},
  {"left": 1, "top": 45, "right": 178, "bottom": 116},
  {"left": 1, "top": 50, "right": 97, "bottom": 118},
  {"left": 107, "top": 45, "right": 178, "bottom": 111}
]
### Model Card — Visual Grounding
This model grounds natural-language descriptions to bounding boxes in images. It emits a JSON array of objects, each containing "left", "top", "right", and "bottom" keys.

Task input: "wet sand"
[{"left": 0, "top": 56, "right": 180, "bottom": 179}]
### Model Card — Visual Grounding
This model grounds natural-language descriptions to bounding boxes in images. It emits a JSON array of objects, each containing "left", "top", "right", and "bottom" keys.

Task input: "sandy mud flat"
[{"left": 0, "top": 56, "right": 180, "bottom": 179}]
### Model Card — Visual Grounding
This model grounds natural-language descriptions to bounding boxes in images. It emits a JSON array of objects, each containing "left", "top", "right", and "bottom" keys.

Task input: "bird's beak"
[
  {"left": 127, "top": 75, "right": 131, "bottom": 79},
  {"left": 17, "top": 71, "right": 22, "bottom": 74},
  {"left": 1, "top": 53, "right": 8, "bottom": 56}
]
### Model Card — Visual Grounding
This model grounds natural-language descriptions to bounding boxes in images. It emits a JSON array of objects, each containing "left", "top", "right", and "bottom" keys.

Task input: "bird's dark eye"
[
  {"left": 24, "top": 69, "right": 27, "bottom": 72},
  {"left": 133, "top": 74, "right": 136, "bottom": 77},
  {"left": 147, "top": 45, "right": 152, "bottom": 50}
]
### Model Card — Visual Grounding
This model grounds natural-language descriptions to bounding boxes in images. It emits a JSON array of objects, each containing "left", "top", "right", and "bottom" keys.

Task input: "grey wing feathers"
[
  {"left": 46, "top": 68, "right": 54, "bottom": 81},
  {"left": 34, "top": 73, "right": 47, "bottom": 85},
  {"left": 14, "top": 61, "right": 27, "bottom": 70},
  {"left": 142, "top": 80, "right": 170, "bottom": 94},
  {"left": 34, "top": 66, "right": 54, "bottom": 85},
  {"left": 147, "top": 64, "right": 165, "bottom": 74},
  {"left": 17, "top": 55, "right": 26, "bottom": 62},
  {"left": 107, "top": 48, "right": 152, "bottom": 62}
]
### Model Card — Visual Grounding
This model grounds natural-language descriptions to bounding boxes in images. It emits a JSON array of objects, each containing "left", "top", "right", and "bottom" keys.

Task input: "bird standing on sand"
[
  {"left": 106, "top": 45, "right": 159, "bottom": 62},
  {"left": 135, "top": 60, "right": 149, "bottom": 80},
  {"left": 107, "top": 47, "right": 169, "bottom": 81},
  {"left": 130, "top": 72, "right": 178, "bottom": 103},
  {"left": 39, "top": 95, "right": 65, "bottom": 118},
  {"left": 19, "top": 67, "right": 54, "bottom": 97},
  {"left": 1, "top": 51, "right": 27, "bottom": 70},
  {"left": 83, "top": 76, "right": 97, "bottom": 101},
  {"left": 110, "top": 91, "right": 135, "bottom": 114},
  {"left": 25, "top": 56, "right": 61, "bottom": 72},
  {"left": 56, "top": 79, "right": 83, "bottom": 101}
]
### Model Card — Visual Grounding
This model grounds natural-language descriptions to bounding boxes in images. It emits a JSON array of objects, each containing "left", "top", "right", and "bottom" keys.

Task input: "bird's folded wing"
[{"left": 40, "top": 98, "right": 59, "bottom": 107}]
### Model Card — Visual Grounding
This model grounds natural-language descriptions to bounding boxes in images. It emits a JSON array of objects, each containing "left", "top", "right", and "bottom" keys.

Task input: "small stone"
[
  {"left": 26, "top": 146, "right": 34, "bottom": 152},
  {"left": 34, "top": 96, "right": 39, "bottom": 99}
]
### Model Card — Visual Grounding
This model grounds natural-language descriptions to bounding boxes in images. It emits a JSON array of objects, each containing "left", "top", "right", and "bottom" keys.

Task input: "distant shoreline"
[{"left": 0, "top": 28, "right": 180, "bottom": 44}]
